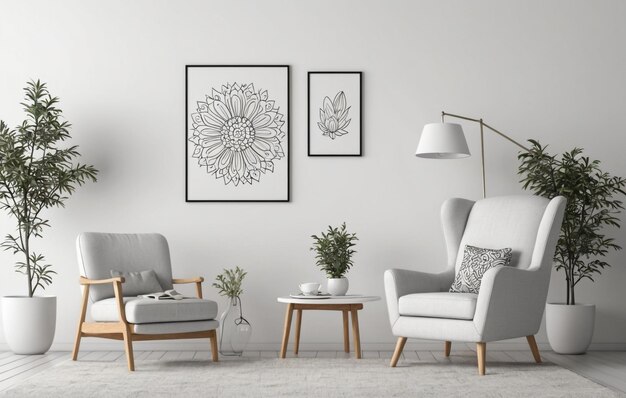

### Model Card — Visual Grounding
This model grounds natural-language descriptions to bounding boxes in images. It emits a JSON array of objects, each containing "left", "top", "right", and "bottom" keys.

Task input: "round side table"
[{"left": 277, "top": 295, "right": 380, "bottom": 359}]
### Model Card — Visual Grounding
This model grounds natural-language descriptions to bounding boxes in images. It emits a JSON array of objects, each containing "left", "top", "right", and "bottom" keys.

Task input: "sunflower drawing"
[
  {"left": 189, "top": 83, "right": 286, "bottom": 186},
  {"left": 318, "top": 91, "right": 351, "bottom": 139}
]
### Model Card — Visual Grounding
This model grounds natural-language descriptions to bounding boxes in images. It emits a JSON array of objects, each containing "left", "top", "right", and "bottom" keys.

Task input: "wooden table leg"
[
  {"left": 342, "top": 310, "right": 350, "bottom": 353},
  {"left": 350, "top": 307, "right": 361, "bottom": 359},
  {"left": 280, "top": 303, "right": 294, "bottom": 359},
  {"left": 294, "top": 309, "right": 303, "bottom": 355}
]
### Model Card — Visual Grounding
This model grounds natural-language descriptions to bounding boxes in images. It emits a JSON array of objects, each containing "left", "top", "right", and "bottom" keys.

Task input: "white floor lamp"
[{"left": 415, "top": 111, "right": 529, "bottom": 198}]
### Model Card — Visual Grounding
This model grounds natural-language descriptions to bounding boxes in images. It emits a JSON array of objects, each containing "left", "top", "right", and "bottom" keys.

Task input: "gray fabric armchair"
[
  {"left": 72, "top": 233, "right": 219, "bottom": 371},
  {"left": 384, "top": 195, "right": 566, "bottom": 375}
]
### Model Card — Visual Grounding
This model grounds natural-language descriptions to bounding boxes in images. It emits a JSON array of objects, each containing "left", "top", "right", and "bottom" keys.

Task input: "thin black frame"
[
  {"left": 307, "top": 71, "right": 362, "bottom": 157},
  {"left": 185, "top": 65, "right": 290, "bottom": 203}
]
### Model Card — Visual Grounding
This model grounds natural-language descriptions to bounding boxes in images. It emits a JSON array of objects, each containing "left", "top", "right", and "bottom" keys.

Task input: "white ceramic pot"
[
  {"left": 1, "top": 296, "right": 57, "bottom": 355},
  {"left": 327, "top": 278, "right": 349, "bottom": 296},
  {"left": 546, "top": 303, "right": 595, "bottom": 355}
]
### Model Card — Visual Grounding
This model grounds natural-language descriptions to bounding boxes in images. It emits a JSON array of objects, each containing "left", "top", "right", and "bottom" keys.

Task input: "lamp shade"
[{"left": 415, "top": 123, "right": 470, "bottom": 159}]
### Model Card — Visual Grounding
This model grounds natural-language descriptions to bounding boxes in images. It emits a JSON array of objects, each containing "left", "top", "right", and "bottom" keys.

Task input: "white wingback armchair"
[
  {"left": 384, "top": 195, "right": 566, "bottom": 375},
  {"left": 72, "top": 233, "right": 220, "bottom": 371}
]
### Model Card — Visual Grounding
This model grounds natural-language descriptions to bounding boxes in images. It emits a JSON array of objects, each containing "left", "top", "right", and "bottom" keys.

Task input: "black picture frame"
[
  {"left": 185, "top": 64, "right": 291, "bottom": 203},
  {"left": 307, "top": 71, "right": 362, "bottom": 157}
]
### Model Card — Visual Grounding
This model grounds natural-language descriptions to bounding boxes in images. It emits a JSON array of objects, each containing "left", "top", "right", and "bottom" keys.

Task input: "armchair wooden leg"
[
  {"left": 390, "top": 337, "right": 407, "bottom": 367},
  {"left": 72, "top": 284, "right": 90, "bottom": 361},
  {"left": 209, "top": 329, "right": 219, "bottom": 362},
  {"left": 444, "top": 341, "right": 451, "bottom": 357},
  {"left": 122, "top": 325, "right": 135, "bottom": 371},
  {"left": 476, "top": 342, "right": 486, "bottom": 376},
  {"left": 526, "top": 335, "right": 542, "bottom": 363},
  {"left": 71, "top": 330, "right": 82, "bottom": 361}
]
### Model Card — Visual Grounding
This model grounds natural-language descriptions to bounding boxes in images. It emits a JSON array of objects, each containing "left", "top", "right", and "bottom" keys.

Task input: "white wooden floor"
[{"left": 0, "top": 349, "right": 624, "bottom": 393}]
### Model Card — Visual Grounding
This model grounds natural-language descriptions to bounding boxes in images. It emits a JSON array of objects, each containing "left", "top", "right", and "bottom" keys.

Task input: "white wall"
[{"left": 1, "top": 0, "right": 625, "bottom": 351}]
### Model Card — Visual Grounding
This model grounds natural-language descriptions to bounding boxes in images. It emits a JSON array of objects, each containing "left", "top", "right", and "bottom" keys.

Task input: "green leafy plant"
[
  {"left": 0, "top": 80, "right": 98, "bottom": 297},
  {"left": 213, "top": 266, "right": 247, "bottom": 298},
  {"left": 518, "top": 139, "right": 626, "bottom": 305},
  {"left": 310, "top": 222, "right": 358, "bottom": 279}
]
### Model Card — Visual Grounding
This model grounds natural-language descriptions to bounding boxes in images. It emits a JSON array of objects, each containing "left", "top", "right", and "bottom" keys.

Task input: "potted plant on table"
[
  {"left": 213, "top": 266, "right": 251, "bottom": 356},
  {"left": 0, "top": 81, "right": 98, "bottom": 354},
  {"left": 519, "top": 140, "right": 626, "bottom": 354},
  {"left": 311, "top": 222, "right": 358, "bottom": 296}
]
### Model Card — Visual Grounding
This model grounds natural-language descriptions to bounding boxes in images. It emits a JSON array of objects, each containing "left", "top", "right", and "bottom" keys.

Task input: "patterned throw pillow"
[{"left": 449, "top": 245, "right": 513, "bottom": 294}]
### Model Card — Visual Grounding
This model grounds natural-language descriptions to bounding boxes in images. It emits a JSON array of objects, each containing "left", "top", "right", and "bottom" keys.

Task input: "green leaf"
[
  {"left": 310, "top": 222, "right": 358, "bottom": 278},
  {"left": 212, "top": 266, "right": 246, "bottom": 298},
  {"left": 0, "top": 80, "right": 99, "bottom": 296},
  {"left": 518, "top": 140, "right": 626, "bottom": 304}
]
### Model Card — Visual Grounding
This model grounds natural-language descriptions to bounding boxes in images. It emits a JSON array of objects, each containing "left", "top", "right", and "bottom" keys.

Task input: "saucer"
[{"left": 289, "top": 293, "right": 331, "bottom": 299}]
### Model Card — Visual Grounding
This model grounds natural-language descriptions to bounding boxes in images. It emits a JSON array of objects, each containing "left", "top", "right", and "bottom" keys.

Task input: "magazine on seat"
[{"left": 140, "top": 289, "right": 185, "bottom": 300}]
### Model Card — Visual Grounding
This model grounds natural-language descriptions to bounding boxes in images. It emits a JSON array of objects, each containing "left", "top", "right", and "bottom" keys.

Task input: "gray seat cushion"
[
  {"left": 91, "top": 297, "right": 218, "bottom": 324},
  {"left": 398, "top": 292, "right": 478, "bottom": 320}
]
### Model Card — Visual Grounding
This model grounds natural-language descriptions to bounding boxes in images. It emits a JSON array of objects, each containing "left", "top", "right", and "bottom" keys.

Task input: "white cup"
[{"left": 299, "top": 282, "right": 321, "bottom": 296}]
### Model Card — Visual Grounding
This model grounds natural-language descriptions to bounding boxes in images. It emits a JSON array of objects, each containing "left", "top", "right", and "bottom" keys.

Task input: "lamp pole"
[
  {"left": 480, "top": 119, "right": 486, "bottom": 199},
  {"left": 441, "top": 111, "right": 529, "bottom": 198}
]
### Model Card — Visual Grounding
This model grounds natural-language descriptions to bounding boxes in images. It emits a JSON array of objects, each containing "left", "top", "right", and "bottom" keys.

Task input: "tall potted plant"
[
  {"left": 519, "top": 140, "right": 625, "bottom": 354},
  {"left": 0, "top": 81, "right": 98, "bottom": 354},
  {"left": 311, "top": 222, "right": 358, "bottom": 296}
]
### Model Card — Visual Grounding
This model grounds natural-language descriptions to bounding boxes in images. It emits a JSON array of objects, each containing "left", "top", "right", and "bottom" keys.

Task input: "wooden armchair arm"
[
  {"left": 78, "top": 276, "right": 129, "bottom": 324},
  {"left": 79, "top": 276, "right": 125, "bottom": 285},
  {"left": 172, "top": 277, "right": 204, "bottom": 284},
  {"left": 172, "top": 277, "right": 204, "bottom": 298}
]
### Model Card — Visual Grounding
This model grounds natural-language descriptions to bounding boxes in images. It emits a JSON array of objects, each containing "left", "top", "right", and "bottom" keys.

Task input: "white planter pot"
[
  {"left": 546, "top": 303, "right": 595, "bottom": 355},
  {"left": 327, "top": 278, "right": 349, "bottom": 296},
  {"left": 1, "top": 296, "right": 56, "bottom": 355}
]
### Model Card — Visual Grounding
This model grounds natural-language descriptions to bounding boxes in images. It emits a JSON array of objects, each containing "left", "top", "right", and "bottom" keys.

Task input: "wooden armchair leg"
[
  {"left": 476, "top": 342, "right": 486, "bottom": 376},
  {"left": 72, "top": 284, "right": 90, "bottom": 361},
  {"left": 209, "top": 329, "right": 219, "bottom": 362},
  {"left": 526, "top": 335, "right": 542, "bottom": 363},
  {"left": 390, "top": 337, "right": 407, "bottom": 367},
  {"left": 444, "top": 341, "right": 451, "bottom": 357},
  {"left": 71, "top": 331, "right": 82, "bottom": 361},
  {"left": 122, "top": 325, "right": 135, "bottom": 371}
]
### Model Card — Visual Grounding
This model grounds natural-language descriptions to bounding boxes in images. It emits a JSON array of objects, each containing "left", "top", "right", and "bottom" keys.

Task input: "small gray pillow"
[
  {"left": 450, "top": 245, "right": 512, "bottom": 294},
  {"left": 110, "top": 269, "right": 163, "bottom": 297}
]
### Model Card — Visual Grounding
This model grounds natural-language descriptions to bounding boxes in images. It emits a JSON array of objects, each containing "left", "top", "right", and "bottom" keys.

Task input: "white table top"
[{"left": 277, "top": 295, "right": 381, "bottom": 305}]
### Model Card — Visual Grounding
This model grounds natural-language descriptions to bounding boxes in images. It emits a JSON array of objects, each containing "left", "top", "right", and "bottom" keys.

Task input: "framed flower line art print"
[
  {"left": 186, "top": 65, "right": 290, "bottom": 202},
  {"left": 308, "top": 71, "right": 362, "bottom": 156}
]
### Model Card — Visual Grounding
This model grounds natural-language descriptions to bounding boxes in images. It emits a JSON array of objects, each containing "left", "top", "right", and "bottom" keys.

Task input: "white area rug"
[{"left": 1, "top": 357, "right": 617, "bottom": 397}]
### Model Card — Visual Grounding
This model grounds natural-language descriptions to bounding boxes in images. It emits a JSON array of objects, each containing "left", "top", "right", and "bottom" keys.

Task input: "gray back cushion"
[
  {"left": 455, "top": 195, "right": 549, "bottom": 273},
  {"left": 76, "top": 233, "right": 174, "bottom": 302}
]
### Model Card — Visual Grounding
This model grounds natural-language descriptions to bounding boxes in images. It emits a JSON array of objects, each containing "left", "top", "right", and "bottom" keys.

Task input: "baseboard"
[{"left": 2, "top": 340, "right": 625, "bottom": 352}]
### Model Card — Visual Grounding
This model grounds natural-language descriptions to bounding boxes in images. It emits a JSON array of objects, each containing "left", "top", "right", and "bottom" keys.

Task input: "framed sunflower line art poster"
[
  {"left": 186, "top": 65, "right": 290, "bottom": 202},
  {"left": 308, "top": 71, "right": 362, "bottom": 156}
]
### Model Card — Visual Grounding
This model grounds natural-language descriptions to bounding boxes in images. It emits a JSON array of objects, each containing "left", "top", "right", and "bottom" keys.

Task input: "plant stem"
[
  {"left": 23, "top": 91, "right": 39, "bottom": 298},
  {"left": 25, "top": 228, "right": 32, "bottom": 297}
]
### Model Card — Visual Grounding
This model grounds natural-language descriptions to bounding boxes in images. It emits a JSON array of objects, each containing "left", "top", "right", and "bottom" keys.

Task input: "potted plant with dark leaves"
[
  {"left": 213, "top": 266, "right": 251, "bottom": 356},
  {"left": 519, "top": 140, "right": 625, "bottom": 354},
  {"left": 311, "top": 223, "right": 358, "bottom": 296},
  {"left": 0, "top": 81, "right": 98, "bottom": 354}
]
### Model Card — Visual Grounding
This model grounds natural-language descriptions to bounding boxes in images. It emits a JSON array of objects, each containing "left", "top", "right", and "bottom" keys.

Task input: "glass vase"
[{"left": 218, "top": 296, "right": 252, "bottom": 356}]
